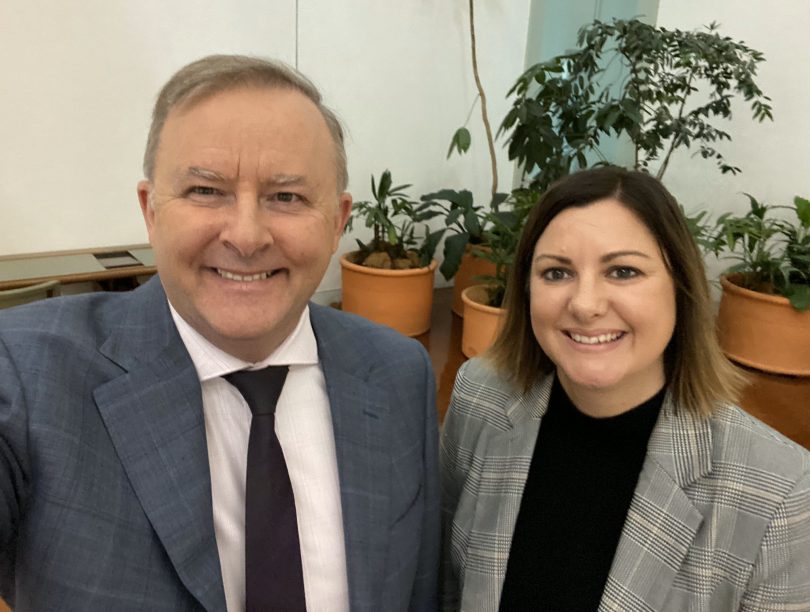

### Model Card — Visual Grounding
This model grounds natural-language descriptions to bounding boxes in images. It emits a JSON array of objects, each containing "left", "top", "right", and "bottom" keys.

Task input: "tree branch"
[
  {"left": 656, "top": 71, "right": 695, "bottom": 180},
  {"left": 469, "top": 0, "right": 498, "bottom": 198}
]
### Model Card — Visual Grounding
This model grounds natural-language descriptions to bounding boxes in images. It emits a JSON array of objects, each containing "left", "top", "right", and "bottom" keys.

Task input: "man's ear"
[
  {"left": 137, "top": 180, "right": 155, "bottom": 238},
  {"left": 333, "top": 192, "right": 352, "bottom": 249}
]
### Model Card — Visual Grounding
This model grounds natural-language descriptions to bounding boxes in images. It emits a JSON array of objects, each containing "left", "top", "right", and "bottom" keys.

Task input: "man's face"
[{"left": 138, "top": 86, "right": 351, "bottom": 361}]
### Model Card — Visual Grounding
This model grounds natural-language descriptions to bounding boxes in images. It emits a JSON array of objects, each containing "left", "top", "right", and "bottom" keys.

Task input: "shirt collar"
[{"left": 168, "top": 302, "right": 319, "bottom": 382}]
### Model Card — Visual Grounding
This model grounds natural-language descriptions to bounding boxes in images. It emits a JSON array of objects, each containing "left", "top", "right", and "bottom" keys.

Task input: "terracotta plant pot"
[
  {"left": 340, "top": 253, "right": 437, "bottom": 337},
  {"left": 461, "top": 285, "right": 506, "bottom": 358},
  {"left": 717, "top": 274, "right": 810, "bottom": 376},
  {"left": 451, "top": 245, "right": 497, "bottom": 317}
]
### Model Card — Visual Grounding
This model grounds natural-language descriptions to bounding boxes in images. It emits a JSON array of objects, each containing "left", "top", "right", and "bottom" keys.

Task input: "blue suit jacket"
[{"left": 0, "top": 277, "right": 439, "bottom": 611}]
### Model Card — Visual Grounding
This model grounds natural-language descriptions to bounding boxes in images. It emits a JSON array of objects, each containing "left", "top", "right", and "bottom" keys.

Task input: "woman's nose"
[{"left": 568, "top": 278, "right": 608, "bottom": 320}]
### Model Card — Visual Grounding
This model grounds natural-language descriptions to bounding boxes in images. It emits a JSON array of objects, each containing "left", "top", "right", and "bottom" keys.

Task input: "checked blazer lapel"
[
  {"left": 93, "top": 278, "right": 226, "bottom": 612},
  {"left": 599, "top": 396, "right": 709, "bottom": 611},
  {"left": 457, "top": 376, "right": 553, "bottom": 612}
]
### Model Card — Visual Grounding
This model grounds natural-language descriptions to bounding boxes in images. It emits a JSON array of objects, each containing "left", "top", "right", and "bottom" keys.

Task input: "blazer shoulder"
[
  {"left": 447, "top": 358, "right": 521, "bottom": 433},
  {"left": 700, "top": 405, "right": 810, "bottom": 523},
  {"left": 309, "top": 302, "right": 430, "bottom": 366},
  {"left": 0, "top": 291, "right": 132, "bottom": 351},
  {"left": 710, "top": 404, "right": 810, "bottom": 480}
]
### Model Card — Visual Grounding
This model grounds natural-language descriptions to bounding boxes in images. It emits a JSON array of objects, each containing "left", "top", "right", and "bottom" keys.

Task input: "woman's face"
[{"left": 529, "top": 198, "right": 677, "bottom": 414}]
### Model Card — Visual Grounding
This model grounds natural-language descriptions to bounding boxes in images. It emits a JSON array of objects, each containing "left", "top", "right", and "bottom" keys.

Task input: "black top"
[{"left": 499, "top": 378, "right": 665, "bottom": 612}]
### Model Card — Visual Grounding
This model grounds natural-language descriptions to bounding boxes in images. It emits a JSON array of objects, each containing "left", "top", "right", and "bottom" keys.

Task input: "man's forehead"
[{"left": 152, "top": 85, "right": 340, "bottom": 189}]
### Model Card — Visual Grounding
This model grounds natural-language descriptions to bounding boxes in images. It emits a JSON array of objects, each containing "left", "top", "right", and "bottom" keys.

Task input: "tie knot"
[{"left": 225, "top": 365, "right": 289, "bottom": 416}]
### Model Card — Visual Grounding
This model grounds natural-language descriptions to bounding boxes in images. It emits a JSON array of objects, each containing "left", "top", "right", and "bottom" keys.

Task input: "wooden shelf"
[{"left": 0, "top": 244, "right": 156, "bottom": 290}]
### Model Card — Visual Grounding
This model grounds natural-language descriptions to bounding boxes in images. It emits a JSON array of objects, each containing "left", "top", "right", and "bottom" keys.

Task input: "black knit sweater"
[{"left": 499, "top": 378, "right": 664, "bottom": 611}]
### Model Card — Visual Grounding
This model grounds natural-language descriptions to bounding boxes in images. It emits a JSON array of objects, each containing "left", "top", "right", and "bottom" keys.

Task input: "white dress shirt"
[{"left": 170, "top": 304, "right": 349, "bottom": 612}]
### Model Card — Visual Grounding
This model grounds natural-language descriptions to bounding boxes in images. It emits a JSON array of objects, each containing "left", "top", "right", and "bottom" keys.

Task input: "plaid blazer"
[{"left": 441, "top": 357, "right": 810, "bottom": 611}]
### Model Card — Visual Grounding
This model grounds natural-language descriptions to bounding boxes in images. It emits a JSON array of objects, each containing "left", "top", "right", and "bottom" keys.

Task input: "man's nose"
[
  {"left": 568, "top": 277, "right": 608, "bottom": 320},
  {"left": 220, "top": 195, "right": 272, "bottom": 258}
]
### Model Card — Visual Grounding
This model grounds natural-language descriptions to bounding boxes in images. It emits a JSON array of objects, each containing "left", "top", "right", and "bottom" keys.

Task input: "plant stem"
[
  {"left": 629, "top": 56, "right": 640, "bottom": 169},
  {"left": 468, "top": 0, "right": 498, "bottom": 198},
  {"left": 656, "top": 71, "right": 695, "bottom": 180}
]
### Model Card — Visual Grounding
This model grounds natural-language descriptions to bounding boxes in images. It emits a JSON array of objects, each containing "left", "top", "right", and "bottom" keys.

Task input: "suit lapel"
[
  {"left": 94, "top": 278, "right": 226, "bottom": 611},
  {"left": 309, "top": 305, "right": 393, "bottom": 611},
  {"left": 600, "top": 396, "right": 711, "bottom": 611}
]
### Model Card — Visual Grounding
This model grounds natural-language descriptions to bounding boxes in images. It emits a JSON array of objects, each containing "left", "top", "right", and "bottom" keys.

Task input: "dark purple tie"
[{"left": 225, "top": 366, "right": 307, "bottom": 612}]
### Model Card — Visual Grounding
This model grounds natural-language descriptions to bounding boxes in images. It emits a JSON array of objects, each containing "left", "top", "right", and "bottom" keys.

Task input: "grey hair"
[{"left": 142, "top": 54, "right": 348, "bottom": 191}]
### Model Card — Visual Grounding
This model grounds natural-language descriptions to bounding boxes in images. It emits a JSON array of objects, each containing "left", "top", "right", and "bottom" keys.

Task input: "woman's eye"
[
  {"left": 541, "top": 268, "right": 571, "bottom": 281},
  {"left": 608, "top": 266, "right": 640, "bottom": 279}
]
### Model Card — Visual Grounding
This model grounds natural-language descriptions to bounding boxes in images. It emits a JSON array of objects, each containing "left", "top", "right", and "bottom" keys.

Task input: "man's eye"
[
  {"left": 274, "top": 192, "right": 300, "bottom": 203},
  {"left": 541, "top": 268, "right": 571, "bottom": 282},
  {"left": 608, "top": 266, "right": 640, "bottom": 279},
  {"left": 188, "top": 186, "right": 221, "bottom": 197}
]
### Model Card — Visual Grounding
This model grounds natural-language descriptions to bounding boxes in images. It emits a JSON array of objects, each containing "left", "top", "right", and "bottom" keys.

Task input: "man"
[{"left": 0, "top": 55, "right": 439, "bottom": 611}]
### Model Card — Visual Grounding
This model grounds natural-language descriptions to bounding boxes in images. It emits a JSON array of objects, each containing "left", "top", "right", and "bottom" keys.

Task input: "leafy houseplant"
[
  {"left": 707, "top": 195, "right": 810, "bottom": 311},
  {"left": 419, "top": 189, "right": 507, "bottom": 280},
  {"left": 706, "top": 194, "right": 810, "bottom": 377},
  {"left": 468, "top": 188, "right": 539, "bottom": 308},
  {"left": 499, "top": 18, "right": 772, "bottom": 192},
  {"left": 340, "top": 170, "right": 444, "bottom": 337},
  {"left": 458, "top": 188, "right": 539, "bottom": 356},
  {"left": 345, "top": 170, "right": 444, "bottom": 270}
]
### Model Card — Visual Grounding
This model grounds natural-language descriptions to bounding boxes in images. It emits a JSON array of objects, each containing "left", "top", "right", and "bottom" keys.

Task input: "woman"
[{"left": 441, "top": 167, "right": 810, "bottom": 611}]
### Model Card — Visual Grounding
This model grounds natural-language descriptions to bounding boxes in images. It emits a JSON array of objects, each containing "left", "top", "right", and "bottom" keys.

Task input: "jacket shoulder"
[
  {"left": 308, "top": 302, "right": 430, "bottom": 366},
  {"left": 445, "top": 357, "right": 522, "bottom": 435},
  {"left": 0, "top": 291, "right": 133, "bottom": 352},
  {"left": 708, "top": 405, "right": 810, "bottom": 491}
]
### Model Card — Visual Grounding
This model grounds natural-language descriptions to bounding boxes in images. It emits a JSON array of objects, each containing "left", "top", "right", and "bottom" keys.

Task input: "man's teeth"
[
  {"left": 217, "top": 269, "right": 269, "bottom": 282},
  {"left": 569, "top": 332, "right": 622, "bottom": 345}
]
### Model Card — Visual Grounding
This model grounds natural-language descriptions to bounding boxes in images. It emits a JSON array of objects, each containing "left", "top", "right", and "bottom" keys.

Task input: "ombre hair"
[
  {"left": 487, "top": 166, "right": 746, "bottom": 416},
  {"left": 142, "top": 54, "right": 348, "bottom": 191}
]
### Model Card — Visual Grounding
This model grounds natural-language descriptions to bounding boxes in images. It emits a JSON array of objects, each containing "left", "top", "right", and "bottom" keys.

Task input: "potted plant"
[
  {"left": 340, "top": 170, "right": 445, "bottom": 336},
  {"left": 499, "top": 18, "right": 772, "bottom": 191},
  {"left": 419, "top": 189, "right": 507, "bottom": 315},
  {"left": 706, "top": 194, "right": 810, "bottom": 375},
  {"left": 460, "top": 188, "right": 538, "bottom": 357}
]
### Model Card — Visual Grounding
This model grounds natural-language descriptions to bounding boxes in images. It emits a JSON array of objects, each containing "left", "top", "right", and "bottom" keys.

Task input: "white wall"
[
  {"left": 655, "top": 1, "right": 809, "bottom": 220},
  {"left": 0, "top": 0, "right": 296, "bottom": 254},
  {"left": 0, "top": 1, "right": 531, "bottom": 297}
]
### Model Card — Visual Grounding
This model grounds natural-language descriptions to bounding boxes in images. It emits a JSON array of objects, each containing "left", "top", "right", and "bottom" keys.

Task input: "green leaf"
[
  {"left": 421, "top": 228, "right": 446, "bottom": 266},
  {"left": 440, "top": 232, "right": 471, "bottom": 280},
  {"left": 795, "top": 196, "right": 810, "bottom": 228},
  {"left": 447, "top": 128, "right": 472, "bottom": 158},
  {"left": 377, "top": 170, "right": 392, "bottom": 202},
  {"left": 387, "top": 225, "right": 398, "bottom": 245},
  {"left": 446, "top": 208, "right": 463, "bottom": 226},
  {"left": 463, "top": 207, "right": 482, "bottom": 237},
  {"left": 785, "top": 283, "right": 810, "bottom": 311}
]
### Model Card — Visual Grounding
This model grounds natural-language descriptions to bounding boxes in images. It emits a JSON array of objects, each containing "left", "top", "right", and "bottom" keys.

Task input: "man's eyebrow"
[
  {"left": 265, "top": 174, "right": 307, "bottom": 186},
  {"left": 186, "top": 166, "right": 227, "bottom": 181}
]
